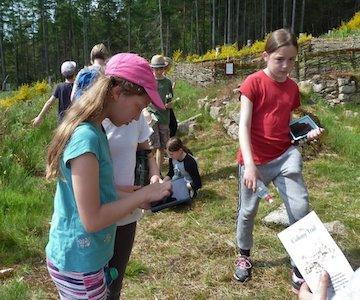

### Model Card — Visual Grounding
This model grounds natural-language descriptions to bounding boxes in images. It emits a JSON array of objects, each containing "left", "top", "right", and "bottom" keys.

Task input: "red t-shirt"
[{"left": 237, "top": 70, "right": 300, "bottom": 165}]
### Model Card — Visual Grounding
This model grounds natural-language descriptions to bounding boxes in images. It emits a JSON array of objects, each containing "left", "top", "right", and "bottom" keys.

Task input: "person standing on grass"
[
  {"left": 32, "top": 61, "right": 76, "bottom": 126},
  {"left": 234, "top": 29, "right": 324, "bottom": 293},
  {"left": 147, "top": 54, "right": 173, "bottom": 170},
  {"left": 163, "top": 56, "right": 178, "bottom": 137},
  {"left": 71, "top": 43, "right": 109, "bottom": 101},
  {"left": 103, "top": 110, "right": 162, "bottom": 300},
  {"left": 45, "top": 53, "right": 171, "bottom": 300}
]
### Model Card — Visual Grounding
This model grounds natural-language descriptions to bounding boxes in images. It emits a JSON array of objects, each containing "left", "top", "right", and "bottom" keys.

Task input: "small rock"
[
  {"left": 338, "top": 77, "right": 350, "bottom": 86},
  {"left": 344, "top": 110, "right": 354, "bottom": 117},
  {"left": 0, "top": 268, "right": 14, "bottom": 279},
  {"left": 313, "top": 83, "right": 325, "bottom": 93},
  {"left": 263, "top": 204, "right": 289, "bottom": 226},
  {"left": 338, "top": 93, "right": 350, "bottom": 101},
  {"left": 229, "top": 175, "right": 236, "bottom": 180},
  {"left": 324, "top": 221, "right": 346, "bottom": 236},
  {"left": 210, "top": 106, "right": 221, "bottom": 119}
]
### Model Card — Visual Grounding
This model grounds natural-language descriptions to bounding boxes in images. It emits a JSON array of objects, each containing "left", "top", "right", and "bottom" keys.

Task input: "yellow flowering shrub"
[
  {"left": 33, "top": 80, "right": 49, "bottom": 95},
  {"left": 298, "top": 33, "right": 313, "bottom": 44},
  {"left": 172, "top": 49, "right": 183, "bottom": 62},
  {"left": 341, "top": 11, "right": 360, "bottom": 30},
  {"left": 0, "top": 80, "right": 50, "bottom": 108}
]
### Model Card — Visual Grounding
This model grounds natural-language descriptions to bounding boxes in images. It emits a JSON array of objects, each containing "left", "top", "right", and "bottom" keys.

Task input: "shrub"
[
  {"left": 0, "top": 80, "right": 50, "bottom": 108},
  {"left": 172, "top": 49, "right": 183, "bottom": 62}
]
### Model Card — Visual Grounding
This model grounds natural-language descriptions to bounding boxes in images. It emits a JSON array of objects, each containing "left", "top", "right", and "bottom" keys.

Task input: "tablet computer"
[
  {"left": 290, "top": 115, "right": 319, "bottom": 141},
  {"left": 151, "top": 178, "right": 191, "bottom": 212}
]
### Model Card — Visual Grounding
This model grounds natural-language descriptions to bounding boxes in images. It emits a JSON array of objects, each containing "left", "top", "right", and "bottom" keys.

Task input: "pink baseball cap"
[{"left": 105, "top": 53, "right": 165, "bottom": 110}]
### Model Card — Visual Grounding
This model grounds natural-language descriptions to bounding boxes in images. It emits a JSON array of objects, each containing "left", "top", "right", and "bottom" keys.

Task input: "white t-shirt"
[{"left": 103, "top": 112, "right": 153, "bottom": 226}]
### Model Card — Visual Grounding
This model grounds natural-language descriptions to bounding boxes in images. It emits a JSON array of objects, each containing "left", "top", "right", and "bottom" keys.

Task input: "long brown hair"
[
  {"left": 166, "top": 137, "right": 192, "bottom": 155},
  {"left": 265, "top": 28, "right": 298, "bottom": 54},
  {"left": 46, "top": 75, "right": 146, "bottom": 180}
]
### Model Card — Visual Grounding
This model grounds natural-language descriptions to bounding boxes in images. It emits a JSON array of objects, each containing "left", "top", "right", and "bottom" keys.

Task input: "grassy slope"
[{"left": 0, "top": 81, "right": 359, "bottom": 299}]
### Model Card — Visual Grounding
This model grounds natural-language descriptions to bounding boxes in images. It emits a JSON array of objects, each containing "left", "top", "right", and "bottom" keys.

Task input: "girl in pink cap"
[{"left": 45, "top": 53, "right": 170, "bottom": 300}]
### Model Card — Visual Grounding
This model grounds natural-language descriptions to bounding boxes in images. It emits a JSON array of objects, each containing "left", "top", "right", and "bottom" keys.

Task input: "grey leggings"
[{"left": 236, "top": 146, "right": 309, "bottom": 251}]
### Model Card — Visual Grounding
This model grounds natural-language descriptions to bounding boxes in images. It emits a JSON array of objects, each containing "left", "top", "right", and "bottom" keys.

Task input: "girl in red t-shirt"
[{"left": 234, "top": 29, "right": 324, "bottom": 293}]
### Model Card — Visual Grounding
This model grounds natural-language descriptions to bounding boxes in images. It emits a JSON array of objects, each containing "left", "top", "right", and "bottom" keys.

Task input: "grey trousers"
[{"left": 236, "top": 146, "right": 309, "bottom": 251}]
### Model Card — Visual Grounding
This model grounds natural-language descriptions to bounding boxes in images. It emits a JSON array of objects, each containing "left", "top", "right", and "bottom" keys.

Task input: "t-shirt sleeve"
[
  {"left": 53, "top": 84, "right": 61, "bottom": 99},
  {"left": 184, "top": 155, "right": 202, "bottom": 191},
  {"left": 239, "top": 75, "right": 258, "bottom": 103},
  {"left": 138, "top": 113, "right": 153, "bottom": 143},
  {"left": 63, "top": 126, "right": 100, "bottom": 168}
]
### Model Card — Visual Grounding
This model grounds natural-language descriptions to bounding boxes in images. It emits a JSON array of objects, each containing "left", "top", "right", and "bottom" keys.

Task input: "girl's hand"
[
  {"left": 150, "top": 175, "right": 162, "bottom": 184},
  {"left": 243, "top": 164, "right": 259, "bottom": 192},
  {"left": 298, "top": 272, "right": 329, "bottom": 300},
  {"left": 306, "top": 127, "right": 324, "bottom": 141},
  {"left": 137, "top": 181, "right": 172, "bottom": 209}
]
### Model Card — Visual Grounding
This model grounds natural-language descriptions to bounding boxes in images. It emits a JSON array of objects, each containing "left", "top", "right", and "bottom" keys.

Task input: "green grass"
[{"left": 0, "top": 80, "right": 359, "bottom": 299}]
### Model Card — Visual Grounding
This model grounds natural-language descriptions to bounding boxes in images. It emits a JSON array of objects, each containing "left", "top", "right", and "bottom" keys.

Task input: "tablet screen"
[{"left": 290, "top": 115, "right": 318, "bottom": 140}]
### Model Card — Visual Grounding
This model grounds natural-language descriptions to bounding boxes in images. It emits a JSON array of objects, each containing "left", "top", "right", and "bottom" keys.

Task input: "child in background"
[
  {"left": 32, "top": 61, "right": 76, "bottom": 126},
  {"left": 163, "top": 56, "right": 178, "bottom": 137},
  {"left": 71, "top": 43, "right": 109, "bottom": 101},
  {"left": 45, "top": 53, "right": 171, "bottom": 300},
  {"left": 163, "top": 137, "right": 201, "bottom": 198},
  {"left": 234, "top": 29, "right": 324, "bottom": 292},
  {"left": 147, "top": 54, "right": 173, "bottom": 169}
]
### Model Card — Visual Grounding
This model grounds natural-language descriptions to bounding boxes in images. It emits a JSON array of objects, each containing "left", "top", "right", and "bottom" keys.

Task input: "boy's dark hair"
[{"left": 265, "top": 28, "right": 298, "bottom": 54}]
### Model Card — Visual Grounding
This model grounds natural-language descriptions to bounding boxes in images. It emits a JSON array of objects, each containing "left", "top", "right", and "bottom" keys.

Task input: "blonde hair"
[
  {"left": 90, "top": 43, "right": 108, "bottom": 64},
  {"left": 46, "top": 75, "right": 146, "bottom": 180}
]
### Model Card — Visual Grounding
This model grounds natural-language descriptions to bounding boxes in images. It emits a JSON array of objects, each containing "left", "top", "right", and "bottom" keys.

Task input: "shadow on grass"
[
  {"left": 345, "top": 248, "right": 360, "bottom": 270},
  {"left": 202, "top": 165, "right": 238, "bottom": 182},
  {"left": 254, "top": 256, "right": 289, "bottom": 269}
]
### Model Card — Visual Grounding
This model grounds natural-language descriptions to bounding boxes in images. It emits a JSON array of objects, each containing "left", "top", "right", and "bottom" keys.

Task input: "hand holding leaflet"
[{"left": 278, "top": 211, "right": 354, "bottom": 299}]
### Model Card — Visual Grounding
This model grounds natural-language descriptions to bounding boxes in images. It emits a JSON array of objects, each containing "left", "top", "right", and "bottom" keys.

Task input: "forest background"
[{"left": 1, "top": 0, "right": 360, "bottom": 88}]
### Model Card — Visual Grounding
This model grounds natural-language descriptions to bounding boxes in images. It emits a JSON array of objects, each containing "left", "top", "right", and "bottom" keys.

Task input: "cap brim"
[
  {"left": 145, "top": 87, "right": 165, "bottom": 110},
  {"left": 150, "top": 63, "right": 168, "bottom": 68}
]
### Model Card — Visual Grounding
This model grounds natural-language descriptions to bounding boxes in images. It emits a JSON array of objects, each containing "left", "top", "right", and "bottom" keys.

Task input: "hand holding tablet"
[{"left": 290, "top": 115, "right": 324, "bottom": 143}]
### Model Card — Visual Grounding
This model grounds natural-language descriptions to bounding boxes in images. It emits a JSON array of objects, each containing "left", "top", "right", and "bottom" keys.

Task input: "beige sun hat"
[{"left": 150, "top": 55, "right": 168, "bottom": 68}]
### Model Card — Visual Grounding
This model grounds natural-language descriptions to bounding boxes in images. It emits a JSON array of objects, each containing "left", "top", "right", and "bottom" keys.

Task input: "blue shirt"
[{"left": 46, "top": 122, "right": 118, "bottom": 273}]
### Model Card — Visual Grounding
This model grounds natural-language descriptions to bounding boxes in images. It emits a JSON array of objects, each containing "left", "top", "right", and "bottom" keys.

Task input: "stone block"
[
  {"left": 210, "top": 106, "right": 221, "bottom": 119},
  {"left": 338, "top": 93, "right": 350, "bottom": 101},
  {"left": 339, "top": 85, "right": 356, "bottom": 94}
]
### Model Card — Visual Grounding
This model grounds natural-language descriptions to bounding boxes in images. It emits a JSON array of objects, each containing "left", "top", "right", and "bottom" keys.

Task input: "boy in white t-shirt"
[{"left": 102, "top": 111, "right": 161, "bottom": 299}]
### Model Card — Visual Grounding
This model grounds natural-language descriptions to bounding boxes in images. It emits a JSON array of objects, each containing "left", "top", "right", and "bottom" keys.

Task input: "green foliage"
[{"left": 325, "top": 11, "right": 360, "bottom": 37}]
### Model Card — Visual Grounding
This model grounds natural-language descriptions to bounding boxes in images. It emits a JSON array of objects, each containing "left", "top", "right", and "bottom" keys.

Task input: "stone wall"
[{"left": 173, "top": 36, "right": 360, "bottom": 85}]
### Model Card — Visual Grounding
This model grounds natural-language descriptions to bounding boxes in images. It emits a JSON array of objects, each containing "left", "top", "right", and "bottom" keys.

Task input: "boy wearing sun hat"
[
  {"left": 147, "top": 54, "right": 173, "bottom": 170},
  {"left": 33, "top": 61, "right": 77, "bottom": 127}
]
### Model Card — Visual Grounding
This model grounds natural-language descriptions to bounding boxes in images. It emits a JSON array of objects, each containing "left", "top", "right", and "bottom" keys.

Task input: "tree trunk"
[
  {"left": 283, "top": 0, "right": 287, "bottom": 28},
  {"left": 0, "top": 15, "right": 6, "bottom": 86},
  {"left": 212, "top": 0, "right": 215, "bottom": 48},
  {"left": 195, "top": 0, "right": 199, "bottom": 53},
  {"left": 264, "top": 0, "right": 267, "bottom": 36},
  {"left": 128, "top": 1, "right": 131, "bottom": 51},
  {"left": 291, "top": 0, "right": 296, "bottom": 33},
  {"left": 235, "top": 0, "right": 240, "bottom": 45},
  {"left": 40, "top": 0, "right": 49, "bottom": 77},
  {"left": 300, "top": 0, "right": 305, "bottom": 33},
  {"left": 158, "top": 0, "right": 164, "bottom": 54},
  {"left": 227, "top": 0, "right": 231, "bottom": 44}
]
